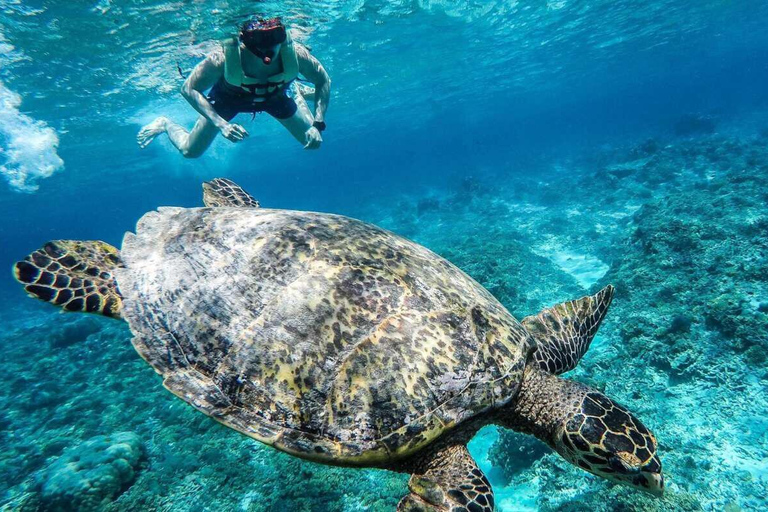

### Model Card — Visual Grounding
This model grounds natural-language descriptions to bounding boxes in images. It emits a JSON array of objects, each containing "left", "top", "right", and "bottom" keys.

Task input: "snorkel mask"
[{"left": 240, "top": 18, "right": 287, "bottom": 64}]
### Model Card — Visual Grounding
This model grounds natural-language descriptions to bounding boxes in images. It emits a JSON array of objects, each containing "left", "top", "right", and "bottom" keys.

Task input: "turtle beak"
[{"left": 638, "top": 470, "right": 665, "bottom": 497}]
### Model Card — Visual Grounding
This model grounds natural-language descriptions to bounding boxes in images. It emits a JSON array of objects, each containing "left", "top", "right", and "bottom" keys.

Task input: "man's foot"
[{"left": 137, "top": 117, "right": 168, "bottom": 148}]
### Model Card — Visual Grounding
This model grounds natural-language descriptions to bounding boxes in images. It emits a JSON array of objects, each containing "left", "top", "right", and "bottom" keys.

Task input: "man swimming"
[{"left": 137, "top": 18, "right": 330, "bottom": 157}]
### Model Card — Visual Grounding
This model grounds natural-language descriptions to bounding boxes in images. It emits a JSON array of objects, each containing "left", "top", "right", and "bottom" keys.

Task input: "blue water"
[{"left": 2, "top": 1, "right": 768, "bottom": 510}]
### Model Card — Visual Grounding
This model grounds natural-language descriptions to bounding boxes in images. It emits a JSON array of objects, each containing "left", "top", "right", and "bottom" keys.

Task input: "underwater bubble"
[{"left": 0, "top": 82, "right": 64, "bottom": 192}]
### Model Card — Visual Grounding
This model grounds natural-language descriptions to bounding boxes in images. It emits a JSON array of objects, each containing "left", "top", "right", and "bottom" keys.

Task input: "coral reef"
[
  {"left": 491, "top": 134, "right": 768, "bottom": 511},
  {"left": 368, "top": 132, "right": 768, "bottom": 510},
  {"left": 25, "top": 432, "right": 143, "bottom": 511},
  {"left": 2, "top": 132, "right": 767, "bottom": 511}
]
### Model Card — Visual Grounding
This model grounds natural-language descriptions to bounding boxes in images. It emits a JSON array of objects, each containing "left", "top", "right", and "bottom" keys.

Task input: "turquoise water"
[{"left": 1, "top": 1, "right": 767, "bottom": 510}]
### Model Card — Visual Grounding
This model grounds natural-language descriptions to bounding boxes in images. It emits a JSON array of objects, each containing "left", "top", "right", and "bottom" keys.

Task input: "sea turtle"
[{"left": 13, "top": 178, "right": 664, "bottom": 511}]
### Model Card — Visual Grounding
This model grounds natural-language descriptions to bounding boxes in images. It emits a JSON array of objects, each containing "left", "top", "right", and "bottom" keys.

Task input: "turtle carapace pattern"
[
  {"left": 13, "top": 179, "right": 664, "bottom": 511},
  {"left": 118, "top": 206, "right": 533, "bottom": 464}
]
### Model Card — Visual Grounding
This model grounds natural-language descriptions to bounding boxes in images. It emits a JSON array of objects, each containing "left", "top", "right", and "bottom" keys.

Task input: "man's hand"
[
  {"left": 219, "top": 122, "right": 249, "bottom": 143},
  {"left": 304, "top": 126, "right": 323, "bottom": 150}
]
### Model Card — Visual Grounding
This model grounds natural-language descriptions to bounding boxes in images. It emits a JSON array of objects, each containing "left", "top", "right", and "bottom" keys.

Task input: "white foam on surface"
[
  {"left": 0, "top": 29, "right": 64, "bottom": 192},
  {"left": 0, "top": 82, "right": 64, "bottom": 192}
]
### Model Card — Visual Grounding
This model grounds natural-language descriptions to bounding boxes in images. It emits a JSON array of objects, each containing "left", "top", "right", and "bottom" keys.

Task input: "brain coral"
[{"left": 34, "top": 432, "right": 143, "bottom": 511}]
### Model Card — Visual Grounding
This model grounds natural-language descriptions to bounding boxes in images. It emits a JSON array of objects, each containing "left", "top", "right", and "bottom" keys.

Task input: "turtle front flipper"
[
  {"left": 522, "top": 284, "right": 614, "bottom": 374},
  {"left": 13, "top": 240, "right": 123, "bottom": 319},
  {"left": 202, "top": 178, "right": 260, "bottom": 208},
  {"left": 398, "top": 444, "right": 494, "bottom": 512}
]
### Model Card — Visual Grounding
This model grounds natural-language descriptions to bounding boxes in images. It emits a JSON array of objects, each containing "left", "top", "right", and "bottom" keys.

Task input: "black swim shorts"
[{"left": 207, "top": 80, "right": 298, "bottom": 121}]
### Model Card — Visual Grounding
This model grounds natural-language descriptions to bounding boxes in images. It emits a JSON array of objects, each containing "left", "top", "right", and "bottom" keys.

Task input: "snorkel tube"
[{"left": 240, "top": 18, "right": 287, "bottom": 64}]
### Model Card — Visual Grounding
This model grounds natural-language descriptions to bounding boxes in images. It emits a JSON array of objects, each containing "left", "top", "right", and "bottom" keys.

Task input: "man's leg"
[
  {"left": 137, "top": 115, "right": 220, "bottom": 158},
  {"left": 276, "top": 98, "right": 317, "bottom": 148}
]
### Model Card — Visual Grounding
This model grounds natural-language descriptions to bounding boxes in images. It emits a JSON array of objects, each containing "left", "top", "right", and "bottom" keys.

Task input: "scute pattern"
[
  {"left": 202, "top": 178, "right": 260, "bottom": 208},
  {"left": 522, "top": 285, "right": 614, "bottom": 375},
  {"left": 116, "top": 207, "right": 533, "bottom": 464},
  {"left": 559, "top": 392, "right": 661, "bottom": 488},
  {"left": 14, "top": 240, "right": 123, "bottom": 318},
  {"left": 397, "top": 445, "right": 494, "bottom": 512}
]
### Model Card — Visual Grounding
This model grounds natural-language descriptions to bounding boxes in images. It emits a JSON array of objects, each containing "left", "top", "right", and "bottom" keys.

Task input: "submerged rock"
[
  {"left": 49, "top": 318, "right": 102, "bottom": 348},
  {"left": 674, "top": 113, "right": 718, "bottom": 137},
  {"left": 32, "top": 432, "right": 143, "bottom": 511},
  {"left": 667, "top": 314, "right": 693, "bottom": 335},
  {"left": 416, "top": 197, "right": 440, "bottom": 216}
]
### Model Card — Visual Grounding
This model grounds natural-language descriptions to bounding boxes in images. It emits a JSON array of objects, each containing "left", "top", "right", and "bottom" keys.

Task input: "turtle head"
[
  {"left": 554, "top": 391, "right": 664, "bottom": 496},
  {"left": 504, "top": 367, "right": 663, "bottom": 496}
]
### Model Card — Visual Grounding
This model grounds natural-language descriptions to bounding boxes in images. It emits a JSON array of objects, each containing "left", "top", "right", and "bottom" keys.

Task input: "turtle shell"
[{"left": 115, "top": 207, "right": 533, "bottom": 465}]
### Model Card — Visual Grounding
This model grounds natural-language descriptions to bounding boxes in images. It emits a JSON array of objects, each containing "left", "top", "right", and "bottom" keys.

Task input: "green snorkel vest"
[{"left": 222, "top": 32, "right": 299, "bottom": 98}]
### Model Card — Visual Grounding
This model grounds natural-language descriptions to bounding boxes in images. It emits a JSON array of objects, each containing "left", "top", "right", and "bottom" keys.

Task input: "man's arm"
[
  {"left": 181, "top": 50, "right": 248, "bottom": 142},
  {"left": 296, "top": 45, "right": 331, "bottom": 124}
]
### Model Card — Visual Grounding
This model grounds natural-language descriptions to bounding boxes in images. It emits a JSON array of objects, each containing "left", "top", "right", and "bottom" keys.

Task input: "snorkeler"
[{"left": 137, "top": 18, "right": 330, "bottom": 156}]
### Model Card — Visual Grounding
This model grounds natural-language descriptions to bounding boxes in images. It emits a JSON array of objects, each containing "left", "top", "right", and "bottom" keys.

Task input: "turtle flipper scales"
[
  {"left": 202, "top": 178, "right": 260, "bottom": 208},
  {"left": 398, "top": 444, "right": 494, "bottom": 512},
  {"left": 13, "top": 240, "right": 123, "bottom": 318},
  {"left": 522, "top": 285, "right": 614, "bottom": 374}
]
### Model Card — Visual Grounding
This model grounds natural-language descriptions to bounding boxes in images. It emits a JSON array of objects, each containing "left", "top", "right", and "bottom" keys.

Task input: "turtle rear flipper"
[
  {"left": 398, "top": 444, "right": 494, "bottom": 512},
  {"left": 13, "top": 240, "right": 123, "bottom": 318},
  {"left": 522, "top": 285, "right": 614, "bottom": 374},
  {"left": 202, "top": 178, "right": 260, "bottom": 208}
]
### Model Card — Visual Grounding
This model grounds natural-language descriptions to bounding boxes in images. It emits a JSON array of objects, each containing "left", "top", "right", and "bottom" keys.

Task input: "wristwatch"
[{"left": 313, "top": 120, "right": 326, "bottom": 132}]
